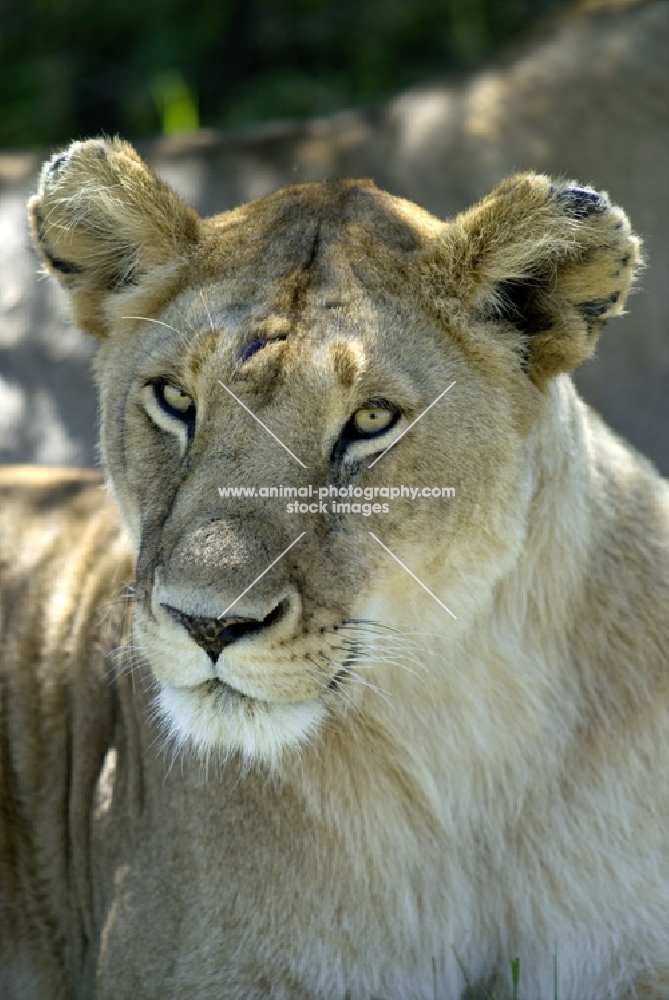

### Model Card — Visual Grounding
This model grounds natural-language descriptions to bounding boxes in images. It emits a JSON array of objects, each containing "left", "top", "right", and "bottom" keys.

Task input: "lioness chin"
[{"left": 0, "top": 137, "right": 667, "bottom": 999}]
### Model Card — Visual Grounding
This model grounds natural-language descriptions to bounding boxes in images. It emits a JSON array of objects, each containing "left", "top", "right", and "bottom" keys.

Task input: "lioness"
[{"left": 1, "top": 137, "right": 668, "bottom": 998}]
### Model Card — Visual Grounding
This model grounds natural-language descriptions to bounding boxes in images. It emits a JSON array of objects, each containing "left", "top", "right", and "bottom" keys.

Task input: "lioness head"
[{"left": 29, "top": 138, "right": 639, "bottom": 767}]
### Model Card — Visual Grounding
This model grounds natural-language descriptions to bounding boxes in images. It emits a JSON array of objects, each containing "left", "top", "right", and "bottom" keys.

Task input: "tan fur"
[{"left": 2, "top": 137, "right": 667, "bottom": 997}]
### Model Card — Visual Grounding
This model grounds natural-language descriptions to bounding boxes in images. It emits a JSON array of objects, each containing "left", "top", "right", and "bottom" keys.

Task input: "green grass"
[
  {"left": 372, "top": 949, "right": 560, "bottom": 998},
  {"left": 454, "top": 951, "right": 559, "bottom": 1000}
]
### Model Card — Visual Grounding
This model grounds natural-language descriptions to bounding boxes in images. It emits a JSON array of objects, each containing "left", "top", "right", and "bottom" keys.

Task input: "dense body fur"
[{"left": 0, "top": 138, "right": 667, "bottom": 997}]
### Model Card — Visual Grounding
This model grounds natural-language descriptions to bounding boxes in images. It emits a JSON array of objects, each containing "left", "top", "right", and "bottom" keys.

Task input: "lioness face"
[
  {"left": 29, "top": 139, "right": 639, "bottom": 765},
  {"left": 97, "top": 257, "right": 529, "bottom": 765}
]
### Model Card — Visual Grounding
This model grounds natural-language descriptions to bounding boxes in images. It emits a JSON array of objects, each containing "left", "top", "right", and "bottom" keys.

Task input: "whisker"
[
  {"left": 332, "top": 648, "right": 427, "bottom": 671},
  {"left": 333, "top": 638, "right": 429, "bottom": 661},
  {"left": 121, "top": 315, "right": 184, "bottom": 337},
  {"left": 343, "top": 619, "right": 404, "bottom": 630},
  {"left": 330, "top": 638, "right": 431, "bottom": 672},
  {"left": 200, "top": 288, "right": 216, "bottom": 333},
  {"left": 336, "top": 624, "right": 428, "bottom": 652},
  {"left": 340, "top": 667, "right": 393, "bottom": 708}
]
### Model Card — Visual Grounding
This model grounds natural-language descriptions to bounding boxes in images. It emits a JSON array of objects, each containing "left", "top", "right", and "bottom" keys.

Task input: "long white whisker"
[
  {"left": 336, "top": 641, "right": 430, "bottom": 665},
  {"left": 200, "top": 288, "right": 216, "bottom": 333},
  {"left": 122, "top": 315, "right": 184, "bottom": 336},
  {"left": 342, "top": 668, "right": 393, "bottom": 707}
]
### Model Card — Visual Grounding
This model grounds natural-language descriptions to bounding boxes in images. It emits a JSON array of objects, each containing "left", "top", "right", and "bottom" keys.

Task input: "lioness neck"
[{"left": 293, "top": 376, "right": 668, "bottom": 845}]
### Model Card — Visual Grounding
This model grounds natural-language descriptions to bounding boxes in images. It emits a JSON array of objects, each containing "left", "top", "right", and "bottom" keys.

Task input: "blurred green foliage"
[{"left": 0, "top": 0, "right": 568, "bottom": 149}]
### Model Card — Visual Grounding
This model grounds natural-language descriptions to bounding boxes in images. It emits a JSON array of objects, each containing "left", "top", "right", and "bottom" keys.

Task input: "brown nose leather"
[{"left": 161, "top": 599, "right": 287, "bottom": 662}]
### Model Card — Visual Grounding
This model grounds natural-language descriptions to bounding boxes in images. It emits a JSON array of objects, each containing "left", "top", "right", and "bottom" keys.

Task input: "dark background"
[{"left": 1, "top": 0, "right": 567, "bottom": 149}]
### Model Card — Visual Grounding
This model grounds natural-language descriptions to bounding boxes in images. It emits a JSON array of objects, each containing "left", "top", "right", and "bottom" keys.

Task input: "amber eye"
[
  {"left": 154, "top": 382, "right": 196, "bottom": 422},
  {"left": 331, "top": 400, "right": 401, "bottom": 462},
  {"left": 352, "top": 407, "right": 395, "bottom": 436}
]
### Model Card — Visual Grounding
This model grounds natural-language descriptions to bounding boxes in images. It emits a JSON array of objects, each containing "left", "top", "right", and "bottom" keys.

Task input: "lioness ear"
[
  {"left": 28, "top": 137, "right": 200, "bottom": 337},
  {"left": 420, "top": 173, "right": 641, "bottom": 383}
]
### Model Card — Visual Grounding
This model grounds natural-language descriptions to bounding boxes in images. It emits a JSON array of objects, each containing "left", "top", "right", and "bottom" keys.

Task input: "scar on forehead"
[
  {"left": 238, "top": 336, "right": 286, "bottom": 363},
  {"left": 238, "top": 314, "right": 293, "bottom": 363},
  {"left": 331, "top": 342, "right": 359, "bottom": 389}
]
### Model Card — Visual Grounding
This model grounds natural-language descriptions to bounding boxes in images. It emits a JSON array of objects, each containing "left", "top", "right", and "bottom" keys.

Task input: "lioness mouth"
[{"left": 201, "top": 677, "right": 250, "bottom": 701}]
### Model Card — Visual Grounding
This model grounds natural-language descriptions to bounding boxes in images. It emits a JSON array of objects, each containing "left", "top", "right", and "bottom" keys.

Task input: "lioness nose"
[{"left": 161, "top": 600, "right": 287, "bottom": 663}]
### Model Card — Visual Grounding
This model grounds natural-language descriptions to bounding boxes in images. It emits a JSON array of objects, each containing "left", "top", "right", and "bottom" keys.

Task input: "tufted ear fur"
[
  {"left": 28, "top": 137, "right": 200, "bottom": 337},
  {"left": 419, "top": 173, "right": 642, "bottom": 384}
]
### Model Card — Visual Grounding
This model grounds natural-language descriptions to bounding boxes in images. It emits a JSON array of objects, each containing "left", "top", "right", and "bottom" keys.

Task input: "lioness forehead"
[
  {"left": 191, "top": 181, "right": 440, "bottom": 316},
  {"left": 206, "top": 178, "right": 444, "bottom": 260},
  {"left": 166, "top": 181, "right": 444, "bottom": 382},
  {"left": 171, "top": 275, "right": 417, "bottom": 408}
]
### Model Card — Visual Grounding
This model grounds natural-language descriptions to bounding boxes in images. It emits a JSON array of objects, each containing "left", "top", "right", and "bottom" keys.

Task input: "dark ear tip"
[
  {"left": 553, "top": 185, "right": 608, "bottom": 220},
  {"left": 42, "top": 139, "right": 110, "bottom": 186},
  {"left": 47, "top": 152, "right": 69, "bottom": 178},
  {"left": 39, "top": 148, "right": 73, "bottom": 191}
]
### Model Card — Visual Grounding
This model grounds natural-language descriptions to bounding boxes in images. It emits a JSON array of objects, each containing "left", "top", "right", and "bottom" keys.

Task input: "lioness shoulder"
[{"left": 0, "top": 137, "right": 667, "bottom": 998}]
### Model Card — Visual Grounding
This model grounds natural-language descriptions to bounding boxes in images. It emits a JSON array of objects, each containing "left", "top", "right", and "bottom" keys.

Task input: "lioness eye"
[
  {"left": 331, "top": 400, "right": 400, "bottom": 462},
  {"left": 155, "top": 382, "right": 195, "bottom": 421},
  {"left": 352, "top": 407, "right": 395, "bottom": 436}
]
